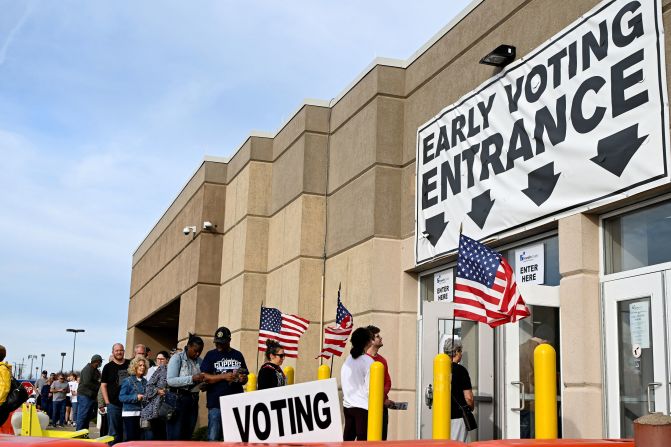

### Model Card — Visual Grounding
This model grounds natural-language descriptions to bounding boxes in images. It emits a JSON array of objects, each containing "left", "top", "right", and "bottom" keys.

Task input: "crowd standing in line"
[
  {"left": 0, "top": 345, "right": 12, "bottom": 425},
  {"left": 3, "top": 322, "right": 402, "bottom": 442}
]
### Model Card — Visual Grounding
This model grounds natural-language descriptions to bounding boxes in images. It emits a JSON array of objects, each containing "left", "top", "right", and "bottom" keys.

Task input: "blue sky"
[{"left": 0, "top": 0, "right": 473, "bottom": 376}]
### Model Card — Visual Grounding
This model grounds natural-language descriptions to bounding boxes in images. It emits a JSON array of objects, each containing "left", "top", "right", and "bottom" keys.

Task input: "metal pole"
[
  {"left": 40, "top": 354, "right": 45, "bottom": 373},
  {"left": 66, "top": 329, "right": 85, "bottom": 373},
  {"left": 60, "top": 353, "right": 66, "bottom": 373},
  {"left": 29, "top": 356, "right": 35, "bottom": 380}
]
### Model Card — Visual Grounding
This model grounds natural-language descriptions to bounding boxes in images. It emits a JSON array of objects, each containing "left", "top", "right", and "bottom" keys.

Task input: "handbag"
[
  {"left": 158, "top": 391, "right": 177, "bottom": 421},
  {"left": 452, "top": 393, "right": 477, "bottom": 431}
]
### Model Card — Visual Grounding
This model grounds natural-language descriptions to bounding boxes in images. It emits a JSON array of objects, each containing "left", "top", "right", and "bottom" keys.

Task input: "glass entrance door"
[
  {"left": 604, "top": 272, "right": 669, "bottom": 437},
  {"left": 502, "top": 284, "right": 561, "bottom": 439},
  {"left": 418, "top": 298, "right": 494, "bottom": 441}
]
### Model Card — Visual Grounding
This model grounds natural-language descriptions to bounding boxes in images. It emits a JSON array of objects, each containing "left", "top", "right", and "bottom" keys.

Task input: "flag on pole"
[
  {"left": 454, "top": 234, "right": 530, "bottom": 327},
  {"left": 317, "top": 287, "right": 353, "bottom": 359},
  {"left": 258, "top": 306, "right": 310, "bottom": 358}
]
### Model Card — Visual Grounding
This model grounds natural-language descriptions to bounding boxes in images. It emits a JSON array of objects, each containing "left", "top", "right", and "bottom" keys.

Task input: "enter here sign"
[{"left": 220, "top": 378, "right": 343, "bottom": 443}]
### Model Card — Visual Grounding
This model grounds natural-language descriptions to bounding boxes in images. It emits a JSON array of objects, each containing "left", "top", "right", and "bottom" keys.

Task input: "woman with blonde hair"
[{"left": 119, "top": 356, "right": 149, "bottom": 441}]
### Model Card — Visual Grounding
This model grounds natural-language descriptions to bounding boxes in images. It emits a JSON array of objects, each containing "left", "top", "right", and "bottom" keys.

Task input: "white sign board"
[
  {"left": 220, "top": 378, "right": 343, "bottom": 443},
  {"left": 416, "top": 0, "right": 669, "bottom": 264},
  {"left": 629, "top": 301, "right": 650, "bottom": 349},
  {"left": 434, "top": 269, "right": 454, "bottom": 301},
  {"left": 515, "top": 244, "right": 544, "bottom": 285}
]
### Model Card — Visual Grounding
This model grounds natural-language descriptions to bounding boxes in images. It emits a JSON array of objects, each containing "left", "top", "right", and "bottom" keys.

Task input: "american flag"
[
  {"left": 258, "top": 307, "right": 310, "bottom": 358},
  {"left": 317, "top": 286, "right": 353, "bottom": 359},
  {"left": 454, "top": 234, "right": 530, "bottom": 327}
]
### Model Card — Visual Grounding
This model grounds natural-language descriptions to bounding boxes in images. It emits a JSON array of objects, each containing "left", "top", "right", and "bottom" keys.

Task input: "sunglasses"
[{"left": 275, "top": 353, "right": 286, "bottom": 359}]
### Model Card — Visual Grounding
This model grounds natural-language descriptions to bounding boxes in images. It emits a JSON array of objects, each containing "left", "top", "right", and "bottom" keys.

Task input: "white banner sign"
[
  {"left": 220, "top": 378, "right": 343, "bottom": 443},
  {"left": 416, "top": 0, "right": 669, "bottom": 264},
  {"left": 515, "top": 244, "right": 544, "bottom": 285},
  {"left": 434, "top": 269, "right": 454, "bottom": 301}
]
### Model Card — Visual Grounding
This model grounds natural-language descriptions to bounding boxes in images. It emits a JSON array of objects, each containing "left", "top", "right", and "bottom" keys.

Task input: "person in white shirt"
[
  {"left": 68, "top": 373, "right": 79, "bottom": 426},
  {"left": 340, "top": 327, "right": 374, "bottom": 441}
]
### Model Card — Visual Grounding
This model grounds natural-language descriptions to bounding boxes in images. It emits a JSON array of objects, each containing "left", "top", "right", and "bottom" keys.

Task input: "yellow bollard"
[
  {"left": 367, "top": 361, "right": 385, "bottom": 441},
  {"left": 318, "top": 364, "right": 331, "bottom": 380},
  {"left": 534, "top": 343, "right": 558, "bottom": 439},
  {"left": 246, "top": 372, "right": 257, "bottom": 392},
  {"left": 433, "top": 353, "right": 451, "bottom": 439},
  {"left": 284, "top": 366, "right": 295, "bottom": 385}
]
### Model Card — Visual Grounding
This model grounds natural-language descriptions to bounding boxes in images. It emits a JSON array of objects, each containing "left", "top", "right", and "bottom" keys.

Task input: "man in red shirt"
[{"left": 366, "top": 325, "right": 394, "bottom": 440}]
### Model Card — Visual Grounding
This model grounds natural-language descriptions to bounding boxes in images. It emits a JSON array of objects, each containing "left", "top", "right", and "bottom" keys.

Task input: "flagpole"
[
  {"left": 319, "top": 274, "right": 325, "bottom": 366},
  {"left": 257, "top": 302, "right": 263, "bottom": 374},
  {"left": 451, "top": 223, "right": 463, "bottom": 356}
]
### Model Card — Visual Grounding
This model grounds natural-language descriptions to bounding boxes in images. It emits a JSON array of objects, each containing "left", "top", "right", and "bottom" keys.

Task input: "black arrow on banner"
[
  {"left": 522, "top": 162, "right": 560, "bottom": 207},
  {"left": 467, "top": 189, "right": 495, "bottom": 229},
  {"left": 591, "top": 124, "right": 647, "bottom": 177},
  {"left": 424, "top": 213, "right": 448, "bottom": 247}
]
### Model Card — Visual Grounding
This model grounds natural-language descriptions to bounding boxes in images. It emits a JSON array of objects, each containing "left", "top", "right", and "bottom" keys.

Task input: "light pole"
[
  {"left": 35, "top": 367, "right": 39, "bottom": 380},
  {"left": 28, "top": 355, "right": 36, "bottom": 380},
  {"left": 60, "top": 352, "right": 66, "bottom": 373},
  {"left": 40, "top": 354, "right": 45, "bottom": 373},
  {"left": 66, "top": 329, "right": 85, "bottom": 373}
]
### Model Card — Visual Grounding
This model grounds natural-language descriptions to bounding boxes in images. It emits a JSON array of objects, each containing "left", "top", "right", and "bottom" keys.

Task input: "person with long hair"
[
  {"left": 166, "top": 334, "right": 204, "bottom": 440},
  {"left": 257, "top": 340, "right": 286, "bottom": 389},
  {"left": 340, "top": 327, "right": 374, "bottom": 441},
  {"left": 119, "top": 356, "right": 149, "bottom": 441},
  {"left": 140, "top": 351, "right": 170, "bottom": 440}
]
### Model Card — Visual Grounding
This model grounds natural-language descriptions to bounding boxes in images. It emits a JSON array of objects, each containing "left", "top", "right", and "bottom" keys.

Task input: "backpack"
[{"left": 0, "top": 365, "right": 29, "bottom": 412}]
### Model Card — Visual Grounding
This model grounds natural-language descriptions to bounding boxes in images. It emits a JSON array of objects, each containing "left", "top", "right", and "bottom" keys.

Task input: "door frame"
[
  {"left": 501, "top": 283, "right": 561, "bottom": 439},
  {"left": 415, "top": 230, "right": 560, "bottom": 439},
  {"left": 601, "top": 271, "right": 669, "bottom": 437}
]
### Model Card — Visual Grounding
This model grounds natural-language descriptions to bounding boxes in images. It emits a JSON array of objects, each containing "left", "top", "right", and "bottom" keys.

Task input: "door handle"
[
  {"left": 511, "top": 381, "right": 525, "bottom": 411},
  {"left": 425, "top": 384, "right": 433, "bottom": 409},
  {"left": 647, "top": 382, "right": 661, "bottom": 414}
]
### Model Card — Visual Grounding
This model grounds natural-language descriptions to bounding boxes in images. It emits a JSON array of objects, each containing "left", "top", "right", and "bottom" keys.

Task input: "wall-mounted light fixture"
[
  {"left": 479, "top": 44, "right": 516, "bottom": 67},
  {"left": 203, "top": 221, "right": 215, "bottom": 231}
]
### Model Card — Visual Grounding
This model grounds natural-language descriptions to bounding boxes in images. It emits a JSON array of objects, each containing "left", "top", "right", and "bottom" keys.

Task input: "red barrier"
[
  {"left": 118, "top": 441, "right": 467, "bottom": 447},
  {"left": 471, "top": 440, "right": 633, "bottom": 446},
  {"left": 0, "top": 435, "right": 93, "bottom": 446}
]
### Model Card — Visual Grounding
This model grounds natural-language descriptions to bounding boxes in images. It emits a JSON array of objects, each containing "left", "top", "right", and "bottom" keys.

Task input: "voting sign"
[
  {"left": 515, "top": 244, "right": 544, "bottom": 285},
  {"left": 220, "top": 378, "right": 343, "bottom": 443},
  {"left": 416, "top": 0, "right": 670, "bottom": 264}
]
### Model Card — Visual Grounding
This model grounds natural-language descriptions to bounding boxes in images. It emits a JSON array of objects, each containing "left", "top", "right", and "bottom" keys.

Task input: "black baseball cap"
[{"left": 213, "top": 327, "right": 231, "bottom": 343}]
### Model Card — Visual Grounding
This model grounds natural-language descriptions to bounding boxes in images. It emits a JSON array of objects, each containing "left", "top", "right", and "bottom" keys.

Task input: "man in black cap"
[
  {"left": 200, "top": 326, "right": 248, "bottom": 441},
  {"left": 76, "top": 354, "right": 103, "bottom": 431}
]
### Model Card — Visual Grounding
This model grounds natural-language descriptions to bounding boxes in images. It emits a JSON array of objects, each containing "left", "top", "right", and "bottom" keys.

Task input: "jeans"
[
  {"left": 51, "top": 400, "right": 66, "bottom": 426},
  {"left": 123, "top": 416, "right": 141, "bottom": 441},
  {"left": 71, "top": 401, "right": 78, "bottom": 423},
  {"left": 76, "top": 395, "right": 96, "bottom": 430},
  {"left": 207, "top": 408, "right": 222, "bottom": 441},
  {"left": 106, "top": 403, "right": 123, "bottom": 445},
  {"left": 166, "top": 393, "right": 199, "bottom": 440},
  {"left": 343, "top": 407, "right": 368, "bottom": 441}
]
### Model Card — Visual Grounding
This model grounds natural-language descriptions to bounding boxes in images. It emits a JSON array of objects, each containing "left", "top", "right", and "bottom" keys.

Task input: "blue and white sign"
[{"left": 515, "top": 244, "right": 544, "bottom": 285}]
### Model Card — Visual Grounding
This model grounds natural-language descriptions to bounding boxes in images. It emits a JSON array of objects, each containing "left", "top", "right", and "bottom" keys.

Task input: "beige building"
[{"left": 127, "top": 0, "right": 671, "bottom": 441}]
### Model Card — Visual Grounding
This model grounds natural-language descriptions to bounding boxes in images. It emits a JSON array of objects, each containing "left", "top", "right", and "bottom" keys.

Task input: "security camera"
[
  {"left": 203, "top": 221, "right": 214, "bottom": 230},
  {"left": 182, "top": 226, "right": 196, "bottom": 236}
]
